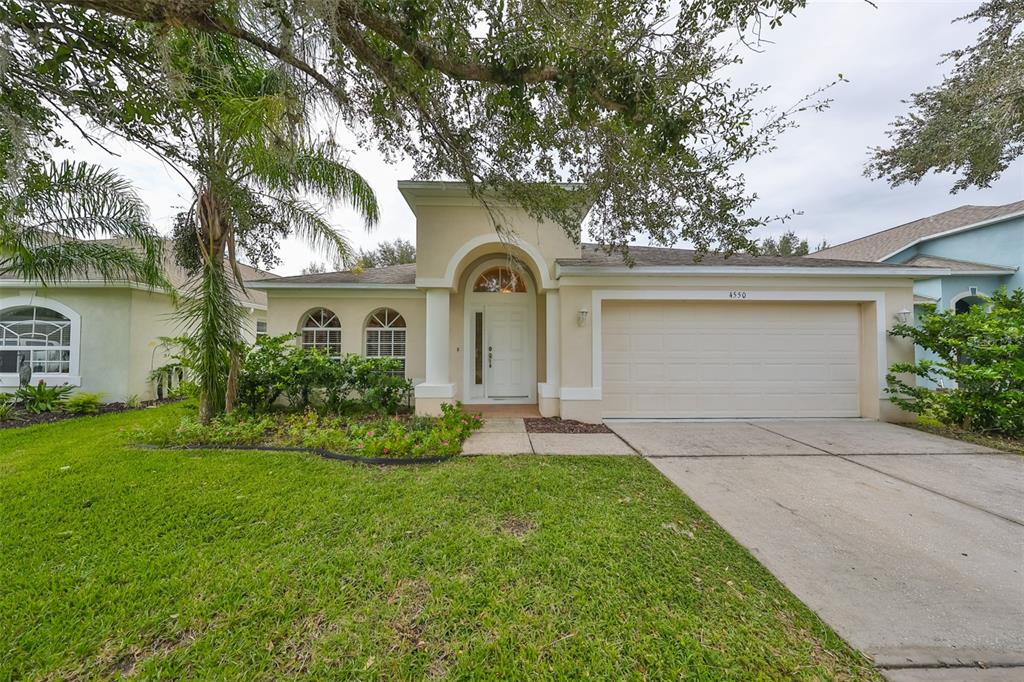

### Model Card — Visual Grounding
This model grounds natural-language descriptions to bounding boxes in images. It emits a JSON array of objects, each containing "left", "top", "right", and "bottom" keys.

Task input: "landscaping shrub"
[
  {"left": 0, "top": 397, "right": 13, "bottom": 421},
  {"left": 237, "top": 334, "right": 294, "bottom": 411},
  {"left": 63, "top": 392, "right": 105, "bottom": 415},
  {"left": 237, "top": 334, "right": 413, "bottom": 413},
  {"left": 14, "top": 381, "right": 74, "bottom": 414},
  {"left": 344, "top": 355, "right": 411, "bottom": 413},
  {"left": 132, "top": 402, "right": 482, "bottom": 458},
  {"left": 887, "top": 287, "right": 1024, "bottom": 436}
]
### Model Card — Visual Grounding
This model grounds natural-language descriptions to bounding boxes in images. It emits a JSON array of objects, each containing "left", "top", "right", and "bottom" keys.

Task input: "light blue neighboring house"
[
  {"left": 814, "top": 200, "right": 1022, "bottom": 312},
  {"left": 814, "top": 200, "right": 1023, "bottom": 385}
]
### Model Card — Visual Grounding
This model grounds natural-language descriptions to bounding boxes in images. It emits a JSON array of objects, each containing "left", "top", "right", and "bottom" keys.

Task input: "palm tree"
[
  {"left": 0, "top": 159, "right": 165, "bottom": 287},
  {"left": 163, "top": 31, "right": 378, "bottom": 422}
]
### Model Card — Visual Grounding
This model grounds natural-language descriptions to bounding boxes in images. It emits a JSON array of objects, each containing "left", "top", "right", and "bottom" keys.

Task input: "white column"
[
  {"left": 416, "top": 288, "right": 455, "bottom": 399},
  {"left": 538, "top": 290, "right": 560, "bottom": 415},
  {"left": 545, "top": 290, "right": 560, "bottom": 390}
]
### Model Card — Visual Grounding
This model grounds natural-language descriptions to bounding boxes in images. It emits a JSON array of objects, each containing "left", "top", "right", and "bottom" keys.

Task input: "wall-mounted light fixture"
[
  {"left": 894, "top": 308, "right": 911, "bottom": 325},
  {"left": 576, "top": 308, "right": 589, "bottom": 327}
]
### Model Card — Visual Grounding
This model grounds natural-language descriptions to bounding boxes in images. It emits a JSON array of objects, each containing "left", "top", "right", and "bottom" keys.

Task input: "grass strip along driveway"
[{"left": 0, "top": 404, "right": 878, "bottom": 680}]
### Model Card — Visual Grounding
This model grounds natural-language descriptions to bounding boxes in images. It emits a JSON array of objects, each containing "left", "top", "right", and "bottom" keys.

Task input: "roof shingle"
[
  {"left": 901, "top": 254, "right": 1017, "bottom": 274},
  {"left": 556, "top": 244, "right": 924, "bottom": 269},
  {"left": 247, "top": 263, "right": 416, "bottom": 286},
  {"left": 812, "top": 201, "right": 1024, "bottom": 262}
]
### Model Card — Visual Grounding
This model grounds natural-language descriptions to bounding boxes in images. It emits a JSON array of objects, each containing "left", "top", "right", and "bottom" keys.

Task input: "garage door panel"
[{"left": 602, "top": 301, "right": 861, "bottom": 418}]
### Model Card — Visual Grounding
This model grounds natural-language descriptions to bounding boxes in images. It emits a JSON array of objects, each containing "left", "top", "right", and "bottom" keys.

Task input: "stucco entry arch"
[{"left": 418, "top": 234, "right": 556, "bottom": 292}]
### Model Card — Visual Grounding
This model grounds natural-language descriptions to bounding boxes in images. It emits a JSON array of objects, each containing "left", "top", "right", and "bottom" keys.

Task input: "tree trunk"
[{"left": 225, "top": 349, "right": 240, "bottom": 414}]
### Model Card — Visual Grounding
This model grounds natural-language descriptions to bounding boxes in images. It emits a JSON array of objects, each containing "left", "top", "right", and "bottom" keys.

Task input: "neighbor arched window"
[
  {"left": 300, "top": 308, "right": 342, "bottom": 359},
  {"left": 954, "top": 295, "right": 986, "bottom": 315},
  {"left": 0, "top": 305, "right": 74, "bottom": 375},
  {"left": 365, "top": 308, "right": 406, "bottom": 375},
  {"left": 473, "top": 266, "right": 527, "bottom": 293}
]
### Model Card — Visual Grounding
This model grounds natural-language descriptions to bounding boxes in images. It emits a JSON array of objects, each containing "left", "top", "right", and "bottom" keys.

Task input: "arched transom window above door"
[
  {"left": 365, "top": 308, "right": 407, "bottom": 375},
  {"left": 472, "top": 266, "right": 527, "bottom": 293},
  {"left": 300, "top": 308, "right": 341, "bottom": 359}
]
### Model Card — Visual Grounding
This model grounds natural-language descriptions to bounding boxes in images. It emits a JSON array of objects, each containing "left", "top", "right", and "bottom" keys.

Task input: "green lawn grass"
[{"left": 1, "top": 404, "right": 878, "bottom": 680}]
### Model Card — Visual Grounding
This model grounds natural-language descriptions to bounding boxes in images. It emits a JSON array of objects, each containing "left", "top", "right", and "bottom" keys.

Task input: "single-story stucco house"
[
  {"left": 247, "top": 181, "right": 948, "bottom": 423},
  {"left": 813, "top": 200, "right": 1022, "bottom": 313},
  {"left": 0, "top": 247, "right": 273, "bottom": 402}
]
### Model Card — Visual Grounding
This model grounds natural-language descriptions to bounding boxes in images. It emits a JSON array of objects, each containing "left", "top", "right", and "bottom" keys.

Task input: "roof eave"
[
  {"left": 554, "top": 264, "right": 951, "bottom": 279},
  {"left": 938, "top": 269, "right": 1017, "bottom": 276}
]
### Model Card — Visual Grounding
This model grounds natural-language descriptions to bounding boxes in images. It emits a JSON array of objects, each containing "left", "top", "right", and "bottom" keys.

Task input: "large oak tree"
[
  {"left": 868, "top": 0, "right": 1024, "bottom": 192},
  {"left": 24, "top": 0, "right": 829, "bottom": 252}
]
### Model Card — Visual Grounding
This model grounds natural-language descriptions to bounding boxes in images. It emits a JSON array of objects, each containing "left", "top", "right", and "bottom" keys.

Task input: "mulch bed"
[
  {"left": 524, "top": 417, "right": 611, "bottom": 434},
  {"left": 0, "top": 398, "right": 177, "bottom": 430}
]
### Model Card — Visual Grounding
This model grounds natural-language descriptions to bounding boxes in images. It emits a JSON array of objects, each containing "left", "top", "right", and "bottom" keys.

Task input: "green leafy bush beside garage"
[{"left": 887, "top": 287, "right": 1024, "bottom": 437}]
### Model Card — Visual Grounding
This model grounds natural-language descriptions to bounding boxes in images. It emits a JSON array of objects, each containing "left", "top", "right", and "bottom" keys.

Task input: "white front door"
[{"left": 485, "top": 304, "right": 530, "bottom": 398}]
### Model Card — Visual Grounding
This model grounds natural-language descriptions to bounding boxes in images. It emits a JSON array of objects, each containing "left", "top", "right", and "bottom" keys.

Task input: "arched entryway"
[
  {"left": 462, "top": 258, "right": 537, "bottom": 403},
  {"left": 954, "top": 294, "right": 987, "bottom": 315}
]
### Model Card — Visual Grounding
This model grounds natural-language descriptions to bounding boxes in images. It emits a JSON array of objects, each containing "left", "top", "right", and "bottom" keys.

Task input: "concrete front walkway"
[
  {"left": 608, "top": 419, "right": 1024, "bottom": 681},
  {"left": 461, "top": 418, "right": 635, "bottom": 455}
]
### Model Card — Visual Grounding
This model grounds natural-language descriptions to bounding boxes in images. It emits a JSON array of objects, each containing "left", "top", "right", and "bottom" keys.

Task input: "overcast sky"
[{"left": 59, "top": 0, "right": 1023, "bottom": 275}]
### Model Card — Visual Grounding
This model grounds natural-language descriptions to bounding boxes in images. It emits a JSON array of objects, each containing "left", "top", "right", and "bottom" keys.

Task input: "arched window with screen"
[
  {"left": 0, "top": 305, "right": 74, "bottom": 375},
  {"left": 364, "top": 308, "right": 406, "bottom": 375},
  {"left": 300, "top": 308, "right": 342, "bottom": 359}
]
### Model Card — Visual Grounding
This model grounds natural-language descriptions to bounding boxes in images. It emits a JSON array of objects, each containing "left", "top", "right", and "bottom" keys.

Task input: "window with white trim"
[
  {"left": 0, "top": 306, "right": 73, "bottom": 375},
  {"left": 255, "top": 320, "right": 267, "bottom": 338},
  {"left": 300, "top": 308, "right": 342, "bottom": 359},
  {"left": 365, "top": 308, "right": 406, "bottom": 375}
]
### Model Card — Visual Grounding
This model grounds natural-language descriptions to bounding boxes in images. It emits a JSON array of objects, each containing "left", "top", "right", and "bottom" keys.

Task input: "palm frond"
[
  {"left": 175, "top": 261, "right": 246, "bottom": 420},
  {"left": 268, "top": 195, "right": 354, "bottom": 263},
  {"left": 0, "top": 234, "right": 168, "bottom": 288},
  {"left": 239, "top": 140, "right": 380, "bottom": 228},
  {"left": 1, "top": 161, "right": 166, "bottom": 287}
]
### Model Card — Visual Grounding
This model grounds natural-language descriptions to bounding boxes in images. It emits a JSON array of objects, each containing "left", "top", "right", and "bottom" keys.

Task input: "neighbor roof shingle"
[
  {"left": 901, "top": 254, "right": 1017, "bottom": 274},
  {"left": 811, "top": 201, "right": 1024, "bottom": 262},
  {"left": 247, "top": 263, "right": 417, "bottom": 286}
]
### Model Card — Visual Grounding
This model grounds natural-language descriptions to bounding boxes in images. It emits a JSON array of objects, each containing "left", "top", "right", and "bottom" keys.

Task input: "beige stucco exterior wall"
[
  {"left": 264, "top": 290, "right": 427, "bottom": 384},
  {"left": 413, "top": 203, "right": 579, "bottom": 285}
]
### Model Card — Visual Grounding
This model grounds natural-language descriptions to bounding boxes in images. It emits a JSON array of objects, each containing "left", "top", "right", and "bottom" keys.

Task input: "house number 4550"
[{"left": 728, "top": 290, "right": 748, "bottom": 299}]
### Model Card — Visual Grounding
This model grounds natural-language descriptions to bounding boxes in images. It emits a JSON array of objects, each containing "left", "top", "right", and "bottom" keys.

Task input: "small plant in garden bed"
[
  {"left": 64, "top": 392, "right": 105, "bottom": 415},
  {"left": 132, "top": 402, "right": 482, "bottom": 459},
  {"left": 0, "top": 397, "right": 15, "bottom": 422},
  {"left": 14, "top": 381, "right": 74, "bottom": 414}
]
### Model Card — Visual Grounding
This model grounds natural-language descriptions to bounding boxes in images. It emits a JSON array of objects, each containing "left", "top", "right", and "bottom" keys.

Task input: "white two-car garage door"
[{"left": 601, "top": 301, "right": 861, "bottom": 418}]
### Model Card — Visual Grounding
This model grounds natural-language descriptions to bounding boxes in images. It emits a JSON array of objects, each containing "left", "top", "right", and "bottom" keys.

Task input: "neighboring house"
[
  {"left": 1, "top": 246, "right": 274, "bottom": 401},
  {"left": 247, "top": 181, "right": 945, "bottom": 423},
  {"left": 813, "top": 201, "right": 1023, "bottom": 313},
  {"left": 813, "top": 201, "right": 1024, "bottom": 386}
]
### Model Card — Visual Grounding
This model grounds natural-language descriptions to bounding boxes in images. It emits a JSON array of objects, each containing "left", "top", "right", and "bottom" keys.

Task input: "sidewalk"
[{"left": 462, "top": 418, "right": 635, "bottom": 455}]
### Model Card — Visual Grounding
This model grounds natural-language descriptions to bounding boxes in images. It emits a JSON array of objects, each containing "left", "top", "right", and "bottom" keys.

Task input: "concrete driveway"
[{"left": 608, "top": 420, "right": 1024, "bottom": 681}]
